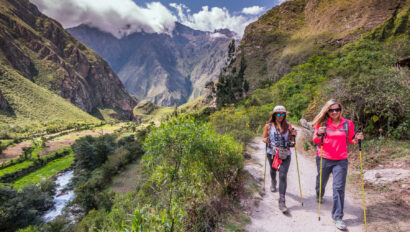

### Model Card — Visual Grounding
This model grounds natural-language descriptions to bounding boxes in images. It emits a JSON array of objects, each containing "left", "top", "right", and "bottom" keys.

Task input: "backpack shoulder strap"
[
  {"left": 343, "top": 121, "right": 349, "bottom": 142},
  {"left": 343, "top": 121, "right": 349, "bottom": 151}
]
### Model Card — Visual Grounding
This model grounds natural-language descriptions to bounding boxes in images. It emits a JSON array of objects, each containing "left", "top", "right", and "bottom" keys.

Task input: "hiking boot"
[
  {"left": 278, "top": 198, "right": 288, "bottom": 213},
  {"left": 270, "top": 179, "right": 277, "bottom": 192},
  {"left": 333, "top": 219, "right": 347, "bottom": 231},
  {"left": 316, "top": 196, "right": 324, "bottom": 203}
]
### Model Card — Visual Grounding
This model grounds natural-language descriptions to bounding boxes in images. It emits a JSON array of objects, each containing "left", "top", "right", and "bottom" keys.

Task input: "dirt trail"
[{"left": 244, "top": 137, "right": 365, "bottom": 232}]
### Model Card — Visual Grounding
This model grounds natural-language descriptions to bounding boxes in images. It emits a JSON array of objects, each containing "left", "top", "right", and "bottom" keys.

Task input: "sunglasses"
[
  {"left": 276, "top": 113, "right": 286, "bottom": 117},
  {"left": 328, "top": 108, "right": 341, "bottom": 113}
]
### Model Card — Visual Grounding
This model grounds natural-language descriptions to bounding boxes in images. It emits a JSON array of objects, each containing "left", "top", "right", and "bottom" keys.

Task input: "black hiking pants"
[
  {"left": 267, "top": 153, "right": 291, "bottom": 195},
  {"left": 315, "top": 157, "right": 348, "bottom": 220}
]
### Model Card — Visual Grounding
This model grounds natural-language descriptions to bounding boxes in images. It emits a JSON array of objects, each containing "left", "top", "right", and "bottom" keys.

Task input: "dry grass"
[{"left": 110, "top": 160, "right": 142, "bottom": 194}]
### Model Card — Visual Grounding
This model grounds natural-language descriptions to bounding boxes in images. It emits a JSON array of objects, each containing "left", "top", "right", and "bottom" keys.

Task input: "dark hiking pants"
[
  {"left": 315, "top": 156, "right": 348, "bottom": 220},
  {"left": 267, "top": 153, "right": 291, "bottom": 195}
]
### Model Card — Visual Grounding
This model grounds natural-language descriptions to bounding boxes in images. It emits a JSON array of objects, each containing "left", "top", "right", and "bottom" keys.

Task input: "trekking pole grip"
[{"left": 358, "top": 128, "right": 362, "bottom": 151}]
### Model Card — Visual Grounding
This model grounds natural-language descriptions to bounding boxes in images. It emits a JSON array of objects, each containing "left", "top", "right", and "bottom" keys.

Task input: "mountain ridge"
[
  {"left": 68, "top": 22, "right": 234, "bottom": 106},
  {"left": 0, "top": 0, "right": 137, "bottom": 121},
  {"left": 229, "top": 0, "right": 405, "bottom": 90}
]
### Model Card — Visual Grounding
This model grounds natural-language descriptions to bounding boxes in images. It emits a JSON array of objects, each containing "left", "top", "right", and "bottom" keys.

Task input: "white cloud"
[
  {"left": 277, "top": 0, "right": 289, "bottom": 4},
  {"left": 242, "top": 6, "right": 265, "bottom": 15},
  {"left": 169, "top": 4, "right": 257, "bottom": 37},
  {"left": 210, "top": 32, "right": 227, "bottom": 39},
  {"left": 31, "top": 0, "right": 262, "bottom": 38},
  {"left": 30, "top": 0, "right": 177, "bottom": 38}
]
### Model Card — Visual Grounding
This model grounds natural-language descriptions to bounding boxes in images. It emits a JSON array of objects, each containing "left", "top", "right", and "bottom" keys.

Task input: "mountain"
[
  {"left": 68, "top": 23, "right": 234, "bottom": 106},
  {"left": 0, "top": 89, "right": 9, "bottom": 110},
  {"left": 0, "top": 0, "right": 137, "bottom": 122},
  {"left": 227, "top": 0, "right": 405, "bottom": 90}
]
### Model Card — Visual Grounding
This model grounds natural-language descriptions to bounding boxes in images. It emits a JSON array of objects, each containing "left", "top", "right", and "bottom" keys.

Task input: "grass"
[
  {"left": 94, "top": 108, "right": 122, "bottom": 122},
  {"left": 0, "top": 63, "right": 100, "bottom": 129},
  {"left": 50, "top": 123, "right": 122, "bottom": 141},
  {"left": 110, "top": 160, "right": 142, "bottom": 194},
  {"left": 0, "top": 160, "right": 34, "bottom": 177},
  {"left": 13, "top": 153, "right": 74, "bottom": 190},
  {"left": 0, "top": 139, "right": 14, "bottom": 146},
  {"left": 348, "top": 137, "right": 410, "bottom": 169},
  {"left": 133, "top": 100, "right": 175, "bottom": 123}
]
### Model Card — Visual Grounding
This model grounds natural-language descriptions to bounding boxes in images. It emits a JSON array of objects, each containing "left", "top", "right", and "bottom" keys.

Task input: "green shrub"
[
  {"left": 39, "top": 179, "right": 57, "bottom": 196},
  {"left": 84, "top": 117, "right": 243, "bottom": 231},
  {"left": 0, "top": 186, "right": 53, "bottom": 232},
  {"left": 72, "top": 134, "right": 116, "bottom": 173}
]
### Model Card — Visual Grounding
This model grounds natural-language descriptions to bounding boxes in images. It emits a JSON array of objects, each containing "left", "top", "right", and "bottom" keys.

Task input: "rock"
[
  {"left": 364, "top": 169, "right": 410, "bottom": 185},
  {"left": 300, "top": 118, "right": 314, "bottom": 132}
]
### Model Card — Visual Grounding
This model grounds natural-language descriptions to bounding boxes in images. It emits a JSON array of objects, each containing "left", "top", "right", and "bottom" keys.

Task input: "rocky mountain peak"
[
  {"left": 69, "top": 23, "right": 235, "bottom": 106},
  {"left": 0, "top": 0, "right": 137, "bottom": 120}
]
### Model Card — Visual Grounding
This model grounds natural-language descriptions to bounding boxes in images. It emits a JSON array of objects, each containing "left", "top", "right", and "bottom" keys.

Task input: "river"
[{"left": 42, "top": 170, "right": 75, "bottom": 222}]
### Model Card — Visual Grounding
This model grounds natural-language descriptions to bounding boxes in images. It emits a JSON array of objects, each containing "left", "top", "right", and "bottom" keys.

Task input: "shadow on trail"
[{"left": 285, "top": 192, "right": 363, "bottom": 227}]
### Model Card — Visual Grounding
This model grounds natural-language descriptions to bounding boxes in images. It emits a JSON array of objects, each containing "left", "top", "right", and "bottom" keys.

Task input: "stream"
[{"left": 42, "top": 170, "right": 75, "bottom": 222}]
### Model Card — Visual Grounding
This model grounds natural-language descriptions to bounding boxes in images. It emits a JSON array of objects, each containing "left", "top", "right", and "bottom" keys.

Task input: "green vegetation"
[
  {"left": 72, "top": 135, "right": 117, "bottom": 173},
  {"left": 13, "top": 153, "right": 74, "bottom": 189},
  {"left": 216, "top": 53, "right": 250, "bottom": 108},
  {"left": 71, "top": 134, "right": 143, "bottom": 212},
  {"left": 214, "top": 4, "right": 409, "bottom": 139},
  {"left": 0, "top": 64, "right": 100, "bottom": 139},
  {"left": 0, "top": 160, "right": 34, "bottom": 177},
  {"left": 0, "top": 185, "right": 54, "bottom": 232},
  {"left": 74, "top": 117, "right": 243, "bottom": 231},
  {"left": 1, "top": 149, "right": 71, "bottom": 183},
  {"left": 133, "top": 100, "right": 174, "bottom": 123}
]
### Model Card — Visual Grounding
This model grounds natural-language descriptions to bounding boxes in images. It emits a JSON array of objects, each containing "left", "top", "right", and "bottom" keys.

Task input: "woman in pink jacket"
[{"left": 312, "top": 99, "right": 364, "bottom": 231}]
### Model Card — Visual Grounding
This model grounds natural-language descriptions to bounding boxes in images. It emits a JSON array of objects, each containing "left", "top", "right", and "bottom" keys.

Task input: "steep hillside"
[
  {"left": 0, "top": 89, "right": 9, "bottom": 110},
  {"left": 0, "top": 63, "right": 99, "bottom": 127},
  {"left": 231, "top": 0, "right": 404, "bottom": 89},
  {"left": 0, "top": 0, "right": 137, "bottom": 120},
  {"left": 68, "top": 23, "right": 233, "bottom": 106}
]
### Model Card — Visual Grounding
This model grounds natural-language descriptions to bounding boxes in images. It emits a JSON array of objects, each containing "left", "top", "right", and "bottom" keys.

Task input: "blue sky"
[{"left": 31, "top": 0, "right": 286, "bottom": 38}]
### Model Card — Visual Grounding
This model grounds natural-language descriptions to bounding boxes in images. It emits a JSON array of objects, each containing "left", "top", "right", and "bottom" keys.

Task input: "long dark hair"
[{"left": 267, "top": 114, "right": 289, "bottom": 134}]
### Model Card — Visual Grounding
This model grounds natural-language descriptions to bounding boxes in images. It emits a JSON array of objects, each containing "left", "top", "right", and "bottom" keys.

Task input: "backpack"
[
  {"left": 268, "top": 122, "right": 294, "bottom": 148},
  {"left": 322, "top": 121, "right": 350, "bottom": 150}
]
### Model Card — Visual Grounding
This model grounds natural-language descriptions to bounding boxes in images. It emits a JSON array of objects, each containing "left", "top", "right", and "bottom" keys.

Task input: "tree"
[
  {"left": 72, "top": 135, "right": 116, "bottom": 173},
  {"left": 216, "top": 53, "right": 249, "bottom": 108},
  {"left": 22, "top": 146, "right": 34, "bottom": 160}
]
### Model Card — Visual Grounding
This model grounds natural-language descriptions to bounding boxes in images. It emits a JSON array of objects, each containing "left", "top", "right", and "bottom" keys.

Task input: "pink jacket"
[{"left": 313, "top": 117, "right": 355, "bottom": 160}]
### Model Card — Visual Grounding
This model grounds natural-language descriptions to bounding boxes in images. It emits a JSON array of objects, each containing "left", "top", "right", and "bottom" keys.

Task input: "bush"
[
  {"left": 39, "top": 179, "right": 57, "bottom": 196},
  {"left": 0, "top": 186, "right": 53, "bottom": 232},
  {"left": 132, "top": 116, "right": 243, "bottom": 230},
  {"left": 72, "top": 135, "right": 143, "bottom": 213},
  {"left": 72, "top": 135, "right": 116, "bottom": 173}
]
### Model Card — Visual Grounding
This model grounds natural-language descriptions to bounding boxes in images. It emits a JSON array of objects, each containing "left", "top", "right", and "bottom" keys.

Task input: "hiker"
[
  {"left": 312, "top": 99, "right": 364, "bottom": 231},
  {"left": 262, "top": 105, "right": 297, "bottom": 213}
]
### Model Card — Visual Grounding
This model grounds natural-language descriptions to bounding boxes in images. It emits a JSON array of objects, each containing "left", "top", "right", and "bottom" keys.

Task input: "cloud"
[
  {"left": 30, "top": 0, "right": 177, "bottom": 38},
  {"left": 276, "top": 0, "right": 289, "bottom": 4},
  {"left": 242, "top": 6, "right": 265, "bottom": 15},
  {"left": 31, "top": 0, "right": 265, "bottom": 38},
  {"left": 170, "top": 4, "right": 259, "bottom": 37}
]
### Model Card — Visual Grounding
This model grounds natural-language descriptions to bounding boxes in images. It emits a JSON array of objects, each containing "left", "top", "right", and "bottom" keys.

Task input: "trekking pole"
[
  {"left": 263, "top": 143, "right": 267, "bottom": 191},
  {"left": 358, "top": 128, "right": 367, "bottom": 232},
  {"left": 292, "top": 129, "right": 303, "bottom": 206},
  {"left": 318, "top": 134, "right": 324, "bottom": 221}
]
